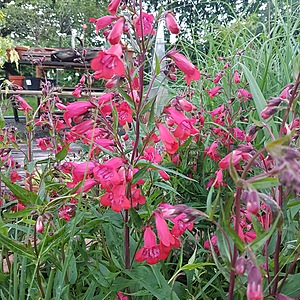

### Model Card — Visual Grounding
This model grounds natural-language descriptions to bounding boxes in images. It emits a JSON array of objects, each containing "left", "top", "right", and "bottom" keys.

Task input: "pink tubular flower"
[
  {"left": 11, "top": 201, "right": 26, "bottom": 212},
  {"left": 177, "top": 98, "right": 197, "bottom": 112},
  {"left": 247, "top": 266, "right": 263, "bottom": 300},
  {"left": 244, "top": 191, "right": 260, "bottom": 215},
  {"left": 154, "top": 212, "right": 176, "bottom": 247},
  {"left": 115, "top": 292, "right": 128, "bottom": 300},
  {"left": 116, "top": 101, "right": 133, "bottom": 126},
  {"left": 165, "top": 107, "right": 199, "bottom": 140},
  {"left": 91, "top": 44, "right": 125, "bottom": 80},
  {"left": 90, "top": 16, "right": 116, "bottom": 32},
  {"left": 171, "top": 213, "right": 194, "bottom": 237},
  {"left": 206, "top": 86, "right": 222, "bottom": 99},
  {"left": 213, "top": 71, "right": 223, "bottom": 84},
  {"left": 204, "top": 141, "right": 221, "bottom": 161},
  {"left": 36, "top": 137, "right": 52, "bottom": 151},
  {"left": 67, "top": 161, "right": 95, "bottom": 187},
  {"left": 133, "top": 12, "right": 156, "bottom": 37},
  {"left": 108, "top": 0, "right": 121, "bottom": 15},
  {"left": 260, "top": 106, "right": 278, "bottom": 120},
  {"left": 204, "top": 235, "right": 219, "bottom": 254},
  {"left": 74, "top": 179, "right": 98, "bottom": 194},
  {"left": 234, "top": 70, "right": 241, "bottom": 83},
  {"left": 279, "top": 84, "right": 294, "bottom": 99},
  {"left": 10, "top": 170, "right": 21, "bottom": 182},
  {"left": 72, "top": 87, "right": 82, "bottom": 98},
  {"left": 107, "top": 17, "right": 124, "bottom": 45},
  {"left": 58, "top": 202, "right": 76, "bottom": 221},
  {"left": 63, "top": 101, "right": 95, "bottom": 127},
  {"left": 14, "top": 95, "right": 33, "bottom": 112},
  {"left": 218, "top": 150, "right": 243, "bottom": 169},
  {"left": 213, "top": 169, "right": 227, "bottom": 188},
  {"left": 167, "top": 50, "right": 200, "bottom": 85},
  {"left": 165, "top": 12, "right": 180, "bottom": 34},
  {"left": 135, "top": 227, "right": 168, "bottom": 264},
  {"left": 158, "top": 170, "right": 170, "bottom": 180},
  {"left": 131, "top": 186, "right": 146, "bottom": 207},
  {"left": 100, "top": 185, "right": 131, "bottom": 212},
  {"left": 157, "top": 123, "right": 178, "bottom": 154},
  {"left": 71, "top": 120, "right": 95, "bottom": 135},
  {"left": 238, "top": 88, "right": 252, "bottom": 102},
  {"left": 141, "top": 146, "right": 162, "bottom": 163},
  {"left": 173, "top": 118, "right": 198, "bottom": 140},
  {"left": 93, "top": 157, "right": 123, "bottom": 189},
  {"left": 235, "top": 256, "right": 246, "bottom": 275},
  {"left": 232, "top": 127, "right": 245, "bottom": 140}
]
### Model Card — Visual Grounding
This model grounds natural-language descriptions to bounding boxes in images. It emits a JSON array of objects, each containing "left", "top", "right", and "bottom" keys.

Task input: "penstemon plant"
[{"left": 0, "top": 0, "right": 299, "bottom": 299}]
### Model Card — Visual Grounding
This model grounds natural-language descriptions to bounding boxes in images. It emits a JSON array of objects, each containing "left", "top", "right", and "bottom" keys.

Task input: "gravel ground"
[{"left": 4, "top": 117, "right": 49, "bottom": 139}]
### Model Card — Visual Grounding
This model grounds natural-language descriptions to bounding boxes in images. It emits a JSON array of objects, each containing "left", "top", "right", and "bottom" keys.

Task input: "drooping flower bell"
[
  {"left": 91, "top": 44, "right": 125, "bottom": 80},
  {"left": 165, "top": 12, "right": 180, "bottom": 34},
  {"left": 157, "top": 123, "right": 179, "bottom": 154},
  {"left": 167, "top": 49, "right": 200, "bottom": 85},
  {"left": 135, "top": 227, "right": 170, "bottom": 264}
]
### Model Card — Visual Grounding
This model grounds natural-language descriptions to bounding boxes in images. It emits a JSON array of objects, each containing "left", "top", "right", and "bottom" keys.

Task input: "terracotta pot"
[
  {"left": 15, "top": 46, "right": 29, "bottom": 60},
  {"left": 6, "top": 46, "right": 28, "bottom": 61},
  {"left": 8, "top": 75, "right": 25, "bottom": 87}
]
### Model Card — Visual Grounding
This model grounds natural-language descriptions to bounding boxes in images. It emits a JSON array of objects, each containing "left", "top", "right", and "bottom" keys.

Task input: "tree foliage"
[
  {"left": 146, "top": 0, "right": 264, "bottom": 34},
  {"left": 1, "top": 0, "right": 108, "bottom": 48}
]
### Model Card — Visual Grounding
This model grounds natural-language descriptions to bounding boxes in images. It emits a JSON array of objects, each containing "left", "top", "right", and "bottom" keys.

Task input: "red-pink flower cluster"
[{"left": 135, "top": 204, "right": 196, "bottom": 264}]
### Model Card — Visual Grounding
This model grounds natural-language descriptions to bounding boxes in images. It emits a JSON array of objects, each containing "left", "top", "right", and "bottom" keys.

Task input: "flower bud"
[
  {"left": 235, "top": 256, "right": 246, "bottom": 275},
  {"left": 247, "top": 266, "right": 263, "bottom": 300},
  {"left": 234, "top": 70, "right": 241, "bottom": 84},
  {"left": 36, "top": 216, "right": 44, "bottom": 233},
  {"left": 126, "top": 167, "right": 133, "bottom": 182},
  {"left": 260, "top": 106, "right": 278, "bottom": 119},
  {"left": 246, "top": 190, "right": 260, "bottom": 215},
  {"left": 168, "top": 73, "right": 177, "bottom": 81},
  {"left": 165, "top": 12, "right": 180, "bottom": 34}
]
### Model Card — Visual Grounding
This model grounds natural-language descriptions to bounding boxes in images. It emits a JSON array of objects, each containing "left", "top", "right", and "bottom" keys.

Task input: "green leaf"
[
  {"left": 180, "top": 262, "right": 215, "bottom": 271},
  {"left": 136, "top": 160, "right": 197, "bottom": 182},
  {"left": 249, "top": 213, "right": 281, "bottom": 252},
  {"left": 240, "top": 63, "right": 278, "bottom": 138},
  {"left": 132, "top": 164, "right": 150, "bottom": 185},
  {"left": 67, "top": 252, "right": 78, "bottom": 285},
  {"left": 154, "top": 52, "right": 161, "bottom": 75},
  {"left": 266, "top": 134, "right": 291, "bottom": 151},
  {"left": 228, "top": 155, "right": 240, "bottom": 185},
  {"left": 124, "top": 265, "right": 180, "bottom": 300},
  {"left": 153, "top": 181, "right": 180, "bottom": 195},
  {"left": 225, "top": 225, "right": 245, "bottom": 252},
  {"left": 0, "top": 108, "right": 5, "bottom": 129},
  {"left": 55, "top": 144, "right": 69, "bottom": 161},
  {"left": 292, "top": 53, "right": 300, "bottom": 81},
  {"left": 251, "top": 215, "right": 265, "bottom": 236},
  {"left": 206, "top": 185, "right": 214, "bottom": 217},
  {"left": 259, "top": 193, "right": 283, "bottom": 228},
  {"left": 0, "top": 233, "right": 36, "bottom": 260},
  {"left": 117, "top": 87, "right": 135, "bottom": 108},
  {"left": 0, "top": 215, "right": 8, "bottom": 236},
  {"left": 250, "top": 177, "right": 280, "bottom": 190},
  {"left": 111, "top": 104, "right": 119, "bottom": 136},
  {"left": 2, "top": 207, "right": 34, "bottom": 219},
  {"left": 280, "top": 273, "right": 300, "bottom": 297},
  {"left": 147, "top": 98, "right": 156, "bottom": 130},
  {"left": 0, "top": 173, "right": 42, "bottom": 205},
  {"left": 129, "top": 208, "right": 143, "bottom": 228}
]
